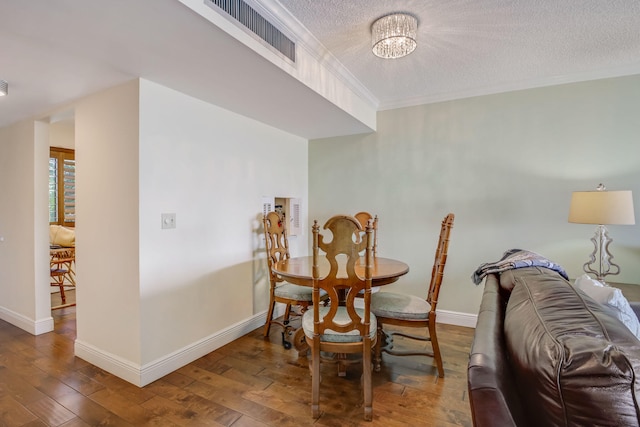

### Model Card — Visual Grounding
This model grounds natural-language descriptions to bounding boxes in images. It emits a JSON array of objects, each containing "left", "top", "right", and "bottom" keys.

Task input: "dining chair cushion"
[
  {"left": 371, "top": 292, "right": 430, "bottom": 320},
  {"left": 302, "top": 307, "right": 377, "bottom": 343},
  {"left": 274, "top": 283, "right": 316, "bottom": 301}
]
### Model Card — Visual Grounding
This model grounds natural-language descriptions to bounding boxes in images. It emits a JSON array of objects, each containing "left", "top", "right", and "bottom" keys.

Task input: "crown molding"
[
  {"left": 256, "top": 0, "right": 379, "bottom": 108},
  {"left": 379, "top": 64, "right": 640, "bottom": 111}
]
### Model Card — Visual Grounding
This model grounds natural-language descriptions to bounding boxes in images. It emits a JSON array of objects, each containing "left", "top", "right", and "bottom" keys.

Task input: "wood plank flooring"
[
  {"left": 0, "top": 307, "right": 474, "bottom": 426},
  {"left": 50, "top": 290, "right": 75, "bottom": 310}
]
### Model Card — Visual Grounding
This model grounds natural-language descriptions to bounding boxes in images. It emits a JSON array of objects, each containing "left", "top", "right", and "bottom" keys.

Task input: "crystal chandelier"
[{"left": 371, "top": 13, "right": 418, "bottom": 59}]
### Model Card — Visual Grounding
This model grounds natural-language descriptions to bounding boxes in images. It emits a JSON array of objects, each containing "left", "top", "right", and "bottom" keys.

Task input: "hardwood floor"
[{"left": 0, "top": 308, "right": 474, "bottom": 426}]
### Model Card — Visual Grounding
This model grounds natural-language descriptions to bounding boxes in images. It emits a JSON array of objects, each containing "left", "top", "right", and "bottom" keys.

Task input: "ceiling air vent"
[{"left": 205, "top": 0, "right": 296, "bottom": 63}]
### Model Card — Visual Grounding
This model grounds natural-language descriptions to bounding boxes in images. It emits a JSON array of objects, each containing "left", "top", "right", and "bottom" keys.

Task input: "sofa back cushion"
[{"left": 501, "top": 268, "right": 640, "bottom": 427}]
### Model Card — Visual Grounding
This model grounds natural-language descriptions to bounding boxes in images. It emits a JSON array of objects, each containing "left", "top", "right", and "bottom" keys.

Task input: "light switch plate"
[{"left": 161, "top": 213, "right": 176, "bottom": 229}]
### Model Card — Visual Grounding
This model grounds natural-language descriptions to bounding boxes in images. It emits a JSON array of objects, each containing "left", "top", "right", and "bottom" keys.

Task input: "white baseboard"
[
  {"left": 75, "top": 310, "right": 269, "bottom": 387},
  {"left": 74, "top": 340, "right": 142, "bottom": 385},
  {"left": 71, "top": 305, "right": 471, "bottom": 388},
  {"left": 436, "top": 309, "right": 477, "bottom": 328},
  {"left": 0, "top": 306, "right": 53, "bottom": 335}
]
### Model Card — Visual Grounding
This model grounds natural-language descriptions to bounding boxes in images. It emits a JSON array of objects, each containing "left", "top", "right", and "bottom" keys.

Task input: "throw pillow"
[{"left": 574, "top": 274, "right": 640, "bottom": 339}]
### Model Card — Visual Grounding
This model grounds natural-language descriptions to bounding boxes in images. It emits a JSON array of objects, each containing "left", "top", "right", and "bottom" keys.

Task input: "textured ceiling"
[
  {"left": 1, "top": 0, "right": 640, "bottom": 138},
  {"left": 277, "top": 0, "right": 640, "bottom": 109}
]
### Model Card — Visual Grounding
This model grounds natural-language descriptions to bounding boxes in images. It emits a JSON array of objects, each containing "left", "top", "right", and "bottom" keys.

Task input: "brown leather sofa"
[{"left": 468, "top": 267, "right": 640, "bottom": 427}]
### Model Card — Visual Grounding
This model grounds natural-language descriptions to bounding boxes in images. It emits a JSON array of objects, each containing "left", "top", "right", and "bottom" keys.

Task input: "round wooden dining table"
[{"left": 272, "top": 255, "right": 410, "bottom": 287}]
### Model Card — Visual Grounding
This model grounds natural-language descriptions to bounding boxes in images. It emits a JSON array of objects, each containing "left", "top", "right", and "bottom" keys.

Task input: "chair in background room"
[
  {"left": 354, "top": 211, "right": 378, "bottom": 256},
  {"left": 263, "top": 211, "right": 322, "bottom": 351},
  {"left": 50, "top": 247, "right": 76, "bottom": 309},
  {"left": 303, "top": 215, "right": 376, "bottom": 420},
  {"left": 371, "top": 213, "right": 454, "bottom": 378}
]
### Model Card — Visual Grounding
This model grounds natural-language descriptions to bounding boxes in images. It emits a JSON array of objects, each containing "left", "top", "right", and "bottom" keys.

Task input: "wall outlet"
[{"left": 161, "top": 213, "right": 176, "bottom": 229}]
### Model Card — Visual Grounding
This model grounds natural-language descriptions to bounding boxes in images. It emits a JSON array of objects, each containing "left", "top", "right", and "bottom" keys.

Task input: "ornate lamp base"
[{"left": 583, "top": 225, "right": 620, "bottom": 283}]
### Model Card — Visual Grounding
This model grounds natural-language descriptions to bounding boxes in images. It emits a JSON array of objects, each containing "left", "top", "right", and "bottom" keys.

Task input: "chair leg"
[
  {"left": 363, "top": 339, "right": 373, "bottom": 421},
  {"left": 283, "top": 303, "right": 293, "bottom": 323},
  {"left": 59, "top": 284, "right": 67, "bottom": 304},
  {"left": 263, "top": 299, "right": 276, "bottom": 337},
  {"left": 429, "top": 319, "right": 444, "bottom": 378},
  {"left": 280, "top": 303, "right": 296, "bottom": 349},
  {"left": 374, "top": 324, "right": 384, "bottom": 372},
  {"left": 311, "top": 338, "right": 321, "bottom": 418},
  {"left": 337, "top": 353, "right": 347, "bottom": 377},
  {"left": 51, "top": 273, "right": 67, "bottom": 304}
]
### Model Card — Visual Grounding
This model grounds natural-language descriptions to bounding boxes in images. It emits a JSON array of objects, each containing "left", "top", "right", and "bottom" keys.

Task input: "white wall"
[
  {"left": 0, "top": 119, "right": 52, "bottom": 334},
  {"left": 74, "top": 80, "right": 142, "bottom": 364},
  {"left": 67, "top": 79, "right": 308, "bottom": 384},
  {"left": 137, "top": 79, "right": 308, "bottom": 366},
  {"left": 309, "top": 74, "right": 640, "bottom": 318},
  {"left": 49, "top": 121, "right": 75, "bottom": 149}
]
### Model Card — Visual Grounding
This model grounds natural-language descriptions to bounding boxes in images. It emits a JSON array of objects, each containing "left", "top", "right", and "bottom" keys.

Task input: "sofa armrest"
[{"left": 468, "top": 274, "right": 528, "bottom": 427}]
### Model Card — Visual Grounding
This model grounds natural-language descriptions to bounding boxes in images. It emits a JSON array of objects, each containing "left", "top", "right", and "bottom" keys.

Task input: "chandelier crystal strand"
[{"left": 372, "top": 14, "right": 417, "bottom": 59}]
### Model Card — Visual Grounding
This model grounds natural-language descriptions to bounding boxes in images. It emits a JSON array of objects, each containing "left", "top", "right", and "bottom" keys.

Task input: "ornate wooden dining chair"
[
  {"left": 263, "top": 211, "right": 323, "bottom": 350},
  {"left": 354, "top": 211, "right": 378, "bottom": 257},
  {"left": 302, "top": 215, "right": 376, "bottom": 421},
  {"left": 371, "top": 213, "right": 454, "bottom": 378}
]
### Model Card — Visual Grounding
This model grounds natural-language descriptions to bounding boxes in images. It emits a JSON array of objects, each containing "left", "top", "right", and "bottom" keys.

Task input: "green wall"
[{"left": 309, "top": 74, "right": 640, "bottom": 317}]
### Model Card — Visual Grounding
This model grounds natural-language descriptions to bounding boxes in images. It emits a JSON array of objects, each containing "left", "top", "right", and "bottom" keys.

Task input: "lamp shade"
[{"left": 568, "top": 190, "right": 635, "bottom": 225}]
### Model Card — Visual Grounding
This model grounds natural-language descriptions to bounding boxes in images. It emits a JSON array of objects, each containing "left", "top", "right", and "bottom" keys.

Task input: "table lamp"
[{"left": 568, "top": 184, "right": 635, "bottom": 283}]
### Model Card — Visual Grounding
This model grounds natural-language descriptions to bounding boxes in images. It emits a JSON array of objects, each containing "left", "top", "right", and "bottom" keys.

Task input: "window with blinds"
[{"left": 49, "top": 147, "right": 75, "bottom": 226}]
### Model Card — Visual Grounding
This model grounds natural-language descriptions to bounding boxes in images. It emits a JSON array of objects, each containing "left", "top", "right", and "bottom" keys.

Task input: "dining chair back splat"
[
  {"left": 263, "top": 211, "right": 323, "bottom": 351},
  {"left": 354, "top": 212, "right": 378, "bottom": 257},
  {"left": 354, "top": 212, "right": 380, "bottom": 298},
  {"left": 371, "top": 213, "right": 454, "bottom": 378},
  {"left": 303, "top": 215, "right": 376, "bottom": 421}
]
